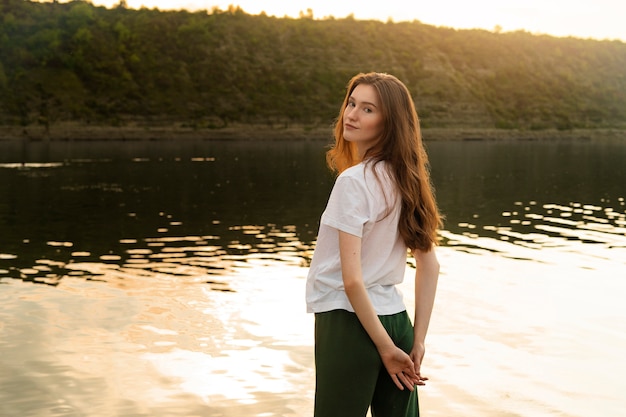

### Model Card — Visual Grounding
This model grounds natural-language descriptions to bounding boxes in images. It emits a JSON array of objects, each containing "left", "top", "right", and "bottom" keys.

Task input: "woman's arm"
[
  {"left": 410, "top": 246, "right": 440, "bottom": 380},
  {"left": 339, "top": 230, "right": 419, "bottom": 391}
]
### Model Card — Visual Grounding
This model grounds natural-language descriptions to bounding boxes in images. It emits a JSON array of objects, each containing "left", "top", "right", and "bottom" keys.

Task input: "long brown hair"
[{"left": 326, "top": 72, "right": 442, "bottom": 251}]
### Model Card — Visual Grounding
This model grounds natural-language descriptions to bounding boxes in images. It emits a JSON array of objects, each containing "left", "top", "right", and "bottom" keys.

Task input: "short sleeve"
[{"left": 321, "top": 175, "right": 370, "bottom": 237}]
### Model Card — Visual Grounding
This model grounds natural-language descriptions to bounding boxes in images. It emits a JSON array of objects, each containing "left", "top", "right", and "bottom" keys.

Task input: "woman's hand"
[
  {"left": 379, "top": 345, "right": 420, "bottom": 391},
  {"left": 410, "top": 342, "right": 428, "bottom": 386}
]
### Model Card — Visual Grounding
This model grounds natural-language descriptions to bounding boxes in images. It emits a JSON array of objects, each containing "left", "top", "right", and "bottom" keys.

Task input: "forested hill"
[{"left": 1, "top": 0, "right": 626, "bottom": 133}]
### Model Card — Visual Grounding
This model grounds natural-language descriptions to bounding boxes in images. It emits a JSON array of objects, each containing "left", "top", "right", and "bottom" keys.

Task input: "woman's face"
[{"left": 343, "top": 84, "right": 384, "bottom": 157}]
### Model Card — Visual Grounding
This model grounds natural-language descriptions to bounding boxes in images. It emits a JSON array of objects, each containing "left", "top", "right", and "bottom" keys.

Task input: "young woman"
[{"left": 306, "top": 72, "right": 442, "bottom": 417}]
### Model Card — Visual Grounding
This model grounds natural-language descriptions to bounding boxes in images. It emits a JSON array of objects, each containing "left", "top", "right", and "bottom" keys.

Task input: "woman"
[{"left": 306, "top": 72, "right": 442, "bottom": 417}]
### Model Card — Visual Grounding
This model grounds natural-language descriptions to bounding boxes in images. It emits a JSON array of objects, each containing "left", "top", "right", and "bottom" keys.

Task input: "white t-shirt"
[{"left": 306, "top": 161, "right": 408, "bottom": 315}]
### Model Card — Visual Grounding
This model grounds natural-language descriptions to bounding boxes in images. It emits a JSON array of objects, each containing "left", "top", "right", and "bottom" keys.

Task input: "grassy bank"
[{"left": 1, "top": 123, "right": 625, "bottom": 143}]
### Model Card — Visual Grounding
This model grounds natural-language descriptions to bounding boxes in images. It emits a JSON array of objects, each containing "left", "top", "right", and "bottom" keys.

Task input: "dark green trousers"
[{"left": 314, "top": 309, "right": 419, "bottom": 417}]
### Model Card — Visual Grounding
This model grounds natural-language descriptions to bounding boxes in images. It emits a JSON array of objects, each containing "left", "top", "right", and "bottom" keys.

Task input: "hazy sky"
[{"left": 91, "top": 0, "right": 626, "bottom": 41}]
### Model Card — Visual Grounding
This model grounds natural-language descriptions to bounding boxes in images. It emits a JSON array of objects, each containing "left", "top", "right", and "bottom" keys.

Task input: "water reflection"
[
  {"left": 0, "top": 222, "right": 313, "bottom": 289},
  {"left": 0, "top": 258, "right": 315, "bottom": 416},
  {"left": 1, "top": 138, "right": 626, "bottom": 416},
  {"left": 0, "top": 141, "right": 327, "bottom": 286},
  {"left": 442, "top": 199, "right": 626, "bottom": 268}
]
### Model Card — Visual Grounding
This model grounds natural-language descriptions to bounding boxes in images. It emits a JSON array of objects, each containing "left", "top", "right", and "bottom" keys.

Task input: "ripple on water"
[{"left": 447, "top": 199, "right": 626, "bottom": 268}]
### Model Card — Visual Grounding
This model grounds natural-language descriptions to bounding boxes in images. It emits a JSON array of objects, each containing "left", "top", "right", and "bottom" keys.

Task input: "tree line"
[{"left": 1, "top": 0, "right": 625, "bottom": 132}]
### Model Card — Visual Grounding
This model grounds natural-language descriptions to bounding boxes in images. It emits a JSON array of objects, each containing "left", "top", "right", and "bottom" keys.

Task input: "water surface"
[{"left": 1, "top": 137, "right": 625, "bottom": 416}]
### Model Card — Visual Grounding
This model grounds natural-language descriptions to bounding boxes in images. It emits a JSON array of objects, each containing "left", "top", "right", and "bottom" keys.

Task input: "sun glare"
[{"left": 87, "top": 0, "right": 625, "bottom": 41}]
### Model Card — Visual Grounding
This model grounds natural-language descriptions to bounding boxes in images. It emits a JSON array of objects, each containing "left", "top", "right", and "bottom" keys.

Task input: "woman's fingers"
[{"left": 392, "top": 372, "right": 416, "bottom": 391}]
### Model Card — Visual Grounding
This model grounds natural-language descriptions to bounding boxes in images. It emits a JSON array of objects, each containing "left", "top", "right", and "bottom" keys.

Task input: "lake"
[{"left": 1, "top": 136, "right": 625, "bottom": 417}]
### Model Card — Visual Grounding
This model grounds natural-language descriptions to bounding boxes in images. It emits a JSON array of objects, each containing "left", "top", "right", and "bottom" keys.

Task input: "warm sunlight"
[{"left": 88, "top": 0, "right": 626, "bottom": 41}]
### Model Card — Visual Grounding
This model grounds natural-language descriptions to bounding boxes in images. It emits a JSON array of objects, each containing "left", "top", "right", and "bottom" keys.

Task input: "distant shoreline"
[{"left": 1, "top": 124, "right": 625, "bottom": 142}]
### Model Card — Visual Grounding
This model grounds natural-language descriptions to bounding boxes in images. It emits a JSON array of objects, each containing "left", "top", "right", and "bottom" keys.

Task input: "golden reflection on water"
[
  {"left": 418, "top": 246, "right": 626, "bottom": 417},
  {"left": 1, "top": 257, "right": 314, "bottom": 416},
  {"left": 418, "top": 199, "right": 626, "bottom": 416},
  {"left": 1, "top": 199, "right": 626, "bottom": 416}
]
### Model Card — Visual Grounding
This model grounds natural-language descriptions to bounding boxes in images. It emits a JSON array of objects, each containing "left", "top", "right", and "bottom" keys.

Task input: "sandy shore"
[{"left": 1, "top": 123, "right": 625, "bottom": 142}]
